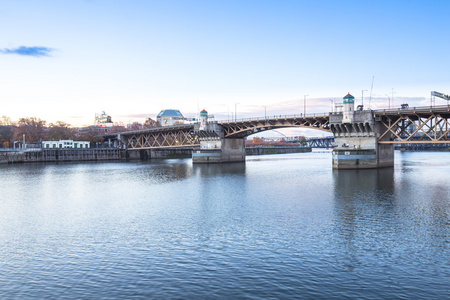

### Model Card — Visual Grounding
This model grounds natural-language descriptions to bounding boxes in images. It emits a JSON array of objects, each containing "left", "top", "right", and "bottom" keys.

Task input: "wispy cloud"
[{"left": 0, "top": 46, "right": 54, "bottom": 57}]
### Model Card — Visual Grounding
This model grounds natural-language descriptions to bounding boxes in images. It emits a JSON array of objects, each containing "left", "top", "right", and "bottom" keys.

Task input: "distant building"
[
  {"left": 157, "top": 109, "right": 184, "bottom": 126},
  {"left": 42, "top": 140, "right": 90, "bottom": 149},
  {"left": 95, "top": 111, "right": 113, "bottom": 126}
]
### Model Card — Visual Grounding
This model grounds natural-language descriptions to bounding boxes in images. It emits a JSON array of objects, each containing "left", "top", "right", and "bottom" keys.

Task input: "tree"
[
  {"left": 252, "top": 137, "right": 263, "bottom": 144},
  {"left": 128, "top": 122, "right": 143, "bottom": 131},
  {"left": 12, "top": 117, "right": 46, "bottom": 143},
  {"left": 77, "top": 126, "right": 104, "bottom": 144},
  {"left": 0, "top": 116, "right": 12, "bottom": 126},
  {"left": 107, "top": 125, "right": 128, "bottom": 134},
  {"left": 143, "top": 117, "right": 160, "bottom": 128},
  {"left": 0, "top": 125, "right": 13, "bottom": 148},
  {"left": 300, "top": 137, "right": 307, "bottom": 146},
  {"left": 46, "top": 121, "right": 77, "bottom": 141}
]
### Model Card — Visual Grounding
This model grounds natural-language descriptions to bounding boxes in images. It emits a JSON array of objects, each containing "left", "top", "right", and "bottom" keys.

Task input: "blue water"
[{"left": 0, "top": 151, "right": 448, "bottom": 299}]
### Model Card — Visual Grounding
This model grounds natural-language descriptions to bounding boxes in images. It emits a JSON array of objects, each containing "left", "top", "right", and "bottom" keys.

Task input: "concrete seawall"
[
  {"left": 1, "top": 146, "right": 313, "bottom": 164},
  {"left": 246, "top": 146, "right": 312, "bottom": 155},
  {"left": 0, "top": 149, "right": 122, "bottom": 164}
]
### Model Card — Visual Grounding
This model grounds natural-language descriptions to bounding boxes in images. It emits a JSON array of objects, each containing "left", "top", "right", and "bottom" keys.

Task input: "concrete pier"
[
  {"left": 192, "top": 110, "right": 246, "bottom": 164},
  {"left": 192, "top": 136, "right": 246, "bottom": 164},
  {"left": 330, "top": 94, "right": 394, "bottom": 169}
]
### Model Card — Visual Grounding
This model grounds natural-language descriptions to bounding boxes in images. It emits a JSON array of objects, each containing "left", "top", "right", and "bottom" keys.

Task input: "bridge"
[{"left": 108, "top": 96, "right": 450, "bottom": 169}]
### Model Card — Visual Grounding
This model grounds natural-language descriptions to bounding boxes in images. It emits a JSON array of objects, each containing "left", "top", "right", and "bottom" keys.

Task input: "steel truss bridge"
[
  {"left": 113, "top": 105, "right": 450, "bottom": 150},
  {"left": 116, "top": 114, "right": 330, "bottom": 149},
  {"left": 306, "top": 137, "right": 335, "bottom": 148},
  {"left": 376, "top": 105, "right": 450, "bottom": 144}
]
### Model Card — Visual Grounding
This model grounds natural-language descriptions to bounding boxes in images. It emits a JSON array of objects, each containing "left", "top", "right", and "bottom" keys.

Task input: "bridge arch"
[{"left": 219, "top": 114, "right": 331, "bottom": 138}]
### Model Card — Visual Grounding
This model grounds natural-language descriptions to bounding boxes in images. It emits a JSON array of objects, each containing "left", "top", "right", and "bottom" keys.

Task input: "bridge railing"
[
  {"left": 373, "top": 104, "right": 450, "bottom": 115},
  {"left": 218, "top": 113, "right": 330, "bottom": 124}
]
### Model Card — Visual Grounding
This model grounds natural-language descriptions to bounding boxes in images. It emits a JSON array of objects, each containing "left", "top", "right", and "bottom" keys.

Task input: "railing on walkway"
[{"left": 218, "top": 113, "right": 330, "bottom": 124}]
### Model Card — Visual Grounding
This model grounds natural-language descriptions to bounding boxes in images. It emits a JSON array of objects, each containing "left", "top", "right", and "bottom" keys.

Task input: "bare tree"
[
  {"left": 143, "top": 117, "right": 160, "bottom": 128},
  {"left": 13, "top": 117, "right": 46, "bottom": 143},
  {"left": 0, "top": 125, "right": 13, "bottom": 148},
  {"left": 0, "top": 116, "right": 12, "bottom": 126},
  {"left": 46, "top": 121, "right": 77, "bottom": 140}
]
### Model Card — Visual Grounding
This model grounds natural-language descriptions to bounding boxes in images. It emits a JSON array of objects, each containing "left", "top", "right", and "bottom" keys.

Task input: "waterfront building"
[
  {"left": 42, "top": 140, "right": 90, "bottom": 149},
  {"left": 157, "top": 109, "right": 184, "bottom": 127}
]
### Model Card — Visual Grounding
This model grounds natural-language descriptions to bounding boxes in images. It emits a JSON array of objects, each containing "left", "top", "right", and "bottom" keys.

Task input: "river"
[{"left": 0, "top": 151, "right": 448, "bottom": 299}]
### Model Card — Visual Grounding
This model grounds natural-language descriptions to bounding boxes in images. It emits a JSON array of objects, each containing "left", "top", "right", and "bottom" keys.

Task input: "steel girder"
[
  {"left": 307, "top": 137, "right": 335, "bottom": 148},
  {"left": 124, "top": 125, "right": 199, "bottom": 149},
  {"left": 220, "top": 115, "right": 331, "bottom": 138},
  {"left": 375, "top": 106, "right": 450, "bottom": 144}
]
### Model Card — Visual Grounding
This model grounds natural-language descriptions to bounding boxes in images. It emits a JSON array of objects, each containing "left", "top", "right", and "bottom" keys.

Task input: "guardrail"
[
  {"left": 373, "top": 104, "right": 450, "bottom": 114},
  {"left": 218, "top": 113, "right": 330, "bottom": 124}
]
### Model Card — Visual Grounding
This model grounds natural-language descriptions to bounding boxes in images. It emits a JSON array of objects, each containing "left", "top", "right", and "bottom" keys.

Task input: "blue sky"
[{"left": 1, "top": 0, "right": 449, "bottom": 129}]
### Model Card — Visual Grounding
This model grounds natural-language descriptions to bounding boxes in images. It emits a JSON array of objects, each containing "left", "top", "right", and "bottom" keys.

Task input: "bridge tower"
[
  {"left": 192, "top": 109, "right": 245, "bottom": 163},
  {"left": 330, "top": 93, "right": 394, "bottom": 169},
  {"left": 342, "top": 93, "right": 355, "bottom": 123}
]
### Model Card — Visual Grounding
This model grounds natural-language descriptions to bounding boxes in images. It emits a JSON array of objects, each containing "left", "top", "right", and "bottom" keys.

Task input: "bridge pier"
[
  {"left": 330, "top": 94, "right": 394, "bottom": 169},
  {"left": 192, "top": 110, "right": 245, "bottom": 164},
  {"left": 192, "top": 137, "right": 245, "bottom": 164}
]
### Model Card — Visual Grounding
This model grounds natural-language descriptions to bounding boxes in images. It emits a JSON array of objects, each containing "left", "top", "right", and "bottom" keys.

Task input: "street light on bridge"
[
  {"left": 263, "top": 106, "right": 267, "bottom": 125},
  {"left": 304, "top": 95, "right": 309, "bottom": 116},
  {"left": 235, "top": 103, "right": 239, "bottom": 121},
  {"left": 361, "top": 89, "right": 368, "bottom": 108},
  {"left": 385, "top": 94, "right": 391, "bottom": 109}
]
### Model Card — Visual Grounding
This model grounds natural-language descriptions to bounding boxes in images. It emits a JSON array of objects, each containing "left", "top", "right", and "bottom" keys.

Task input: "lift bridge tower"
[{"left": 431, "top": 91, "right": 450, "bottom": 106}]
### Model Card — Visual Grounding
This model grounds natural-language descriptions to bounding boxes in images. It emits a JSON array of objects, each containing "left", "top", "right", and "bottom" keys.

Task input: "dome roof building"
[{"left": 156, "top": 109, "right": 185, "bottom": 127}]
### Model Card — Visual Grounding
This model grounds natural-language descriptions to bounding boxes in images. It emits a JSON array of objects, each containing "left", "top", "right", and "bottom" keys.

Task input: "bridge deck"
[{"left": 104, "top": 105, "right": 450, "bottom": 149}]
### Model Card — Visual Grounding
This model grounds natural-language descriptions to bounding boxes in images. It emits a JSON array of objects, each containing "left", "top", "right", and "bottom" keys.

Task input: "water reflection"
[
  {"left": 0, "top": 153, "right": 449, "bottom": 299},
  {"left": 192, "top": 162, "right": 246, "bottom": 177}
]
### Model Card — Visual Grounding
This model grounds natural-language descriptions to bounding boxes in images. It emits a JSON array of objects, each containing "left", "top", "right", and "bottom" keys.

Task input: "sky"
[{"left": 1, "top": 0, "right": 450, "bottom": 133}]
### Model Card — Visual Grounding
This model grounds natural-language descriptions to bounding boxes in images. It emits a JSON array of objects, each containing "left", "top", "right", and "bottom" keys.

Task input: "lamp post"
[
  {"left": 303, "top": 95, "right": 308, "bottom": 116},
  {"left": 362, "top": 89, "right": 368, "bottom": 108},
  {"left": 329, "top": 99, "right": 334, "bottom": 113},
  {"left": 263, "top": 106, "right": 267, "bottom": 125},
  {"left": 391, "top": 88, "right": 395, "bottom": 108},
  {"left": 235, "top": 103, "right": 239, "bottom": 121},
  {"left": 385, "top": 94, "right": 391, "bottom": 109}
]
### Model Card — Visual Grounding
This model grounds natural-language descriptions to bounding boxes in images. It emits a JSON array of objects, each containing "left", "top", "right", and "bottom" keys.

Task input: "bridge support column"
[
  {"left": 192, "top": 138, "right": 245, "bottom": 164},
  {"left": 330, "top": 101, "right": 394, "bottom": 169},
  {"left": 192, "top": 117, "right": 245, "bottom": 164},
  {"left": 331, "top": 136, "right": 394, "bottom": 169}
]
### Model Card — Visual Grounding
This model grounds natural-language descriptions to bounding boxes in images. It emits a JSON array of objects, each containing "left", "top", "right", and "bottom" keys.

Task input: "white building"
[
  {"left": 157, "top": 109, "right": 184, "bottom": 126},
  {"left": 42, "top": 140, "right": 90, "bottom": 149}
]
